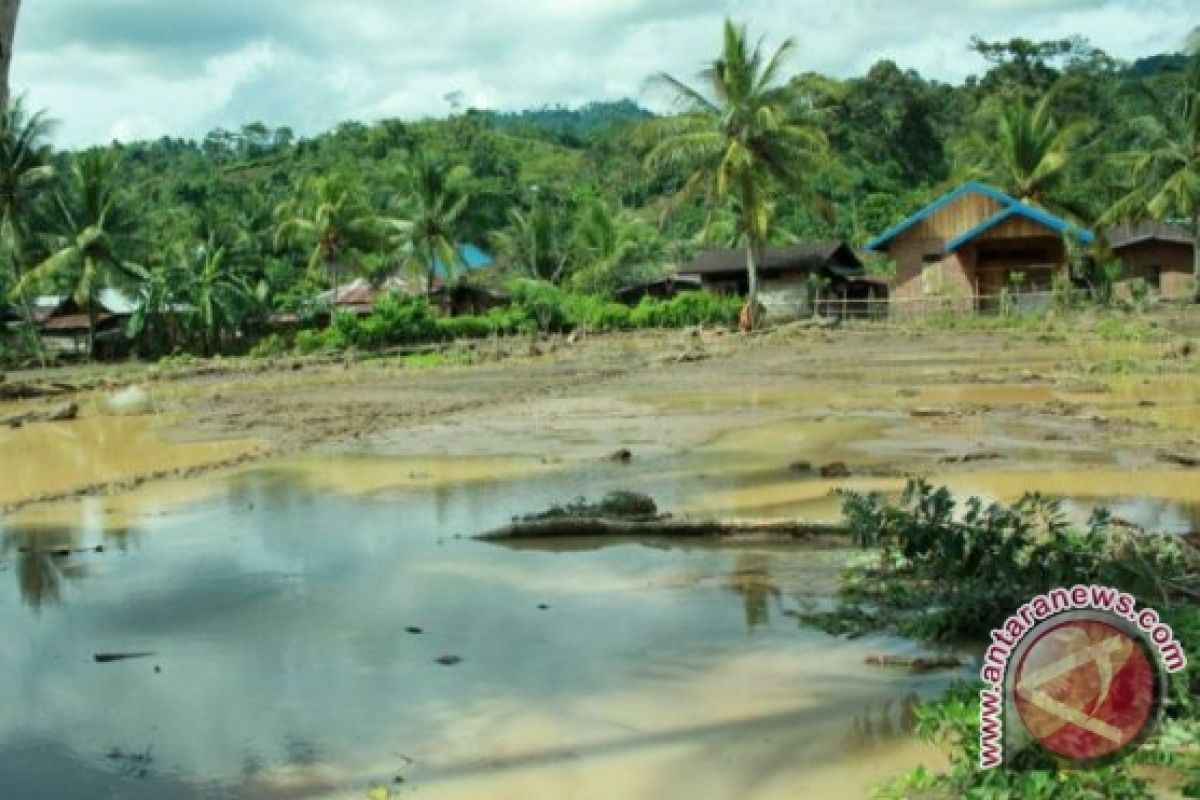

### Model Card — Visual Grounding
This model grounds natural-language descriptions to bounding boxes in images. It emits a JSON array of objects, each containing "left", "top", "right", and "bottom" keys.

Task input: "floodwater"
[
  {"left": 0, "top": 457, "right": 956, "bottom": 800},
  {"left": 0, "top": 407, "right": 259, "bottom": 507},
  {"left": 3, "top": 359, "right": 1198, "bottom": 798}
]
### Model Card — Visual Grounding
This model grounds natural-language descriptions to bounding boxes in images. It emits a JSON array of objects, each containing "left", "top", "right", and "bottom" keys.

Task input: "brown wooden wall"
[{"left": 1115, "top": 241, "right": 1194, "bottom": 300}]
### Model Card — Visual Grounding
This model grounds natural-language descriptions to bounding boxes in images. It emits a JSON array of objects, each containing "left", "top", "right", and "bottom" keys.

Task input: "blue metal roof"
[
  {"left": 865, "top": 181, "right": 1093, "bottom": 252},
  {"left": 433, "top": 243, "right": 494, "bottom": 278}
]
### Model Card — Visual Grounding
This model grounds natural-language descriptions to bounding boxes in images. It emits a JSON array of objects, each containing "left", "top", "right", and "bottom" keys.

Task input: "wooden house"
[
  {"left": 1107, "top": 222, "right": 1196, "bottom": 300},
  {"left": 677, "top": 242, "right": 881, "bottom": 320},
  {"left": 866, "top": 182, "right": 1094, "bottom": 313},
  {"left": 37, "top": 289, "right": 139, "bottom": 357}
]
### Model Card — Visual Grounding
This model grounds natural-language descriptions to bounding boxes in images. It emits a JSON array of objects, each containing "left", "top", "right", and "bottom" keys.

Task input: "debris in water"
[
  {"left": 605, "top": 448, "right": 633, "bottom": 463},
  {"left": 819, "top": 462, "right": 851, "bottom": 478},
  {"left": 435, "top": 655, "right": 462, "bottom": 667},
  {"left": 3, "top": 401, "right": 79, "bottom": 428},
  {"left": 405, "top": 626, "right": 424, "bottom": 635},
  {"left": 865, "top": 654, "right": 963, "bottom": 673},
  {"left": 1158, "top": 450, "right": 1200, "bottom": 468},
  {"left": 94, "top": 652, "right": 157, "bottom": 664}
]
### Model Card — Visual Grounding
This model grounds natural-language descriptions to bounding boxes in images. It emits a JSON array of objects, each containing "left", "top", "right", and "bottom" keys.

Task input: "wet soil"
[{"left": 3, "top": 317, "right": 1200, "bottom": 526}]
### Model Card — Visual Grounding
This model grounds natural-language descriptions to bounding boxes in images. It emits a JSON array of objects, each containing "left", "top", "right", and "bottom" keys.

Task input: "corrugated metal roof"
[
  {"left": 433, "top": 243, "right": 494, "bottom": 278},
  {"left": 679, "top": 242, "right": 863, "bottom": 276},
  {"left": 97, "top": 288, "right": 139, "bottom": 315},
  {"left": 866, "top": 182, "right": 1094, "bottom": 252},
  {"left": 1107, "top": 222, "right": 1195, "bottom": 250}
]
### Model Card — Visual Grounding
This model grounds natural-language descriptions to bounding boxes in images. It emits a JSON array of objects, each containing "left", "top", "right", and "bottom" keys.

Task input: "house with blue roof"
[{"left": 866, "top": 182, "right": 1093, "bottom": 312}]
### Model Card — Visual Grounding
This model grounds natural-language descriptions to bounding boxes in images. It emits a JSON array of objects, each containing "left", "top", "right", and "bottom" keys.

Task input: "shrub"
[
  {"left": 509, "top": 280, "right": 571, "bottom": 332},
  {"left": 295, "top": 328, "right": 334, "bottom": 354},
  {"left": 248, "top": 333, "right": 288, "bottom": 358},
  {"left": 563, "top": 294, "right": 632, "bottom": 331},
  {"left": 631, "top": 292, "right": 741, "bottom": 328},
  {"left": 437, "top": 315, "right": 494, "bottom": 340}
]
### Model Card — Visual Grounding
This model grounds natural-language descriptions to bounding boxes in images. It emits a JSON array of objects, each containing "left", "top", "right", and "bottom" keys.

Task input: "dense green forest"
[{"left": 1, "top": 28, "right": 1198, "bottom": 359}]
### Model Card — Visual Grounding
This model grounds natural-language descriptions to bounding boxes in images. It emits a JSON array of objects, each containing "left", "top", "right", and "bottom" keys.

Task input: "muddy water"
[
  {"left": 0, "top": 408, "right": 259, "bottom": 506},
  {"left": 0, "top": 460, "right": 956, "bottom": 800}
]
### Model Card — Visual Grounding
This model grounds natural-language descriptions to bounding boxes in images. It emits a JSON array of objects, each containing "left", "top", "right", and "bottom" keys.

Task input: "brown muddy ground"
[{"left": 2, "top": 309, "right": 1199, "bottom": 524}]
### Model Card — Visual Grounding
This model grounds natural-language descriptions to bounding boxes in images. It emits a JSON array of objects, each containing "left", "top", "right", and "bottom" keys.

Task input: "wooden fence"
[{"left": 814, "top": 291, "right": 1056, "bottom": 321}]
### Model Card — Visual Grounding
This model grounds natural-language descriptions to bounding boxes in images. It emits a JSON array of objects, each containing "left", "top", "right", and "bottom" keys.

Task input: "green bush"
[
  {"left": 509, "top": 279, "right": 571, "bottom": 332},
  {"left": 437, "top": 315, "right": 493, "bottom": 340},
  {"left": 295, "top": 328, "right": 334, "bottom": 354},
  {"left": 290, "top": 284, "right": 740, "bottom": 353},
  {"left": 630, "top": 291, "right": 741, "bottom": 328},
  {"left": 248, "top": 333, "right": 288, "bottom": 358},
  {"left": 563, "top": 294, "right": 633, "bottom": 331}
]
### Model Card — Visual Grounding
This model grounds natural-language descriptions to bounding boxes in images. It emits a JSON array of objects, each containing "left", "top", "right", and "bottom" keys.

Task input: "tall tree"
[
  {"left": 0, "top": 0, "right": 19, "bottom": 111},
  {"left": 646, "top": 19, "right": 827, "bottom": 327},
  {"left": 489, "top": 198, "right": 569, "bottom": 283},
  {"left": 1106, "top": 52, "right": 1200, "bottom": 302},
  {"left": 186, "top": 241, "right": 255, "bottom": 355},
  {"left": 567, "top": 197, "right": 662, "bottom": 295},
  {"left": 957, "top": 94, "right": 1088, "bottom": 212},
  {"left": 0, "top": 96, "right": 53, "bottom": 357},
  {"left": 385, "top": 150, "right": 471, "bottom": 295},
  {"left": 274, "top": 174, "right": 379, "bottom": 303},
  {"left": 18, "top": 150, "right": 146, "bottom": 357}
]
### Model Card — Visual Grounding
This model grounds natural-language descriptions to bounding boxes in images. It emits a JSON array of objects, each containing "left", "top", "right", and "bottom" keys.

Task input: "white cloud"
[{"left": 7, "top": 0, "right": 1196, "bottom": 147}]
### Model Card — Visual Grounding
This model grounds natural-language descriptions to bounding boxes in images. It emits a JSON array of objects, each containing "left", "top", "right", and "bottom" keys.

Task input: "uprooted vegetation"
[{"left": 811, "top": 481, "right": 1200, "bottom": 798}]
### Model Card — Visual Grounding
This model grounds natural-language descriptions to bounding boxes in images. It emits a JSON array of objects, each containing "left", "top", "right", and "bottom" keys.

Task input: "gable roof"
[
  {"left": 1107, "top": 221, "right": 1195, "bottom": 251},
  {"left": 865, "top": 182, "right": 1094, "bottom": 253},
  {"left": 679, "top": 242, "right": 864, "bottom": 278}
]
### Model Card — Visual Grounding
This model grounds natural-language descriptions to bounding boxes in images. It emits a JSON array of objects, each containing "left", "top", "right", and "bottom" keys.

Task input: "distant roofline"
[{"left": 865, "top": 181, "right": 1094, "bottom": 252}]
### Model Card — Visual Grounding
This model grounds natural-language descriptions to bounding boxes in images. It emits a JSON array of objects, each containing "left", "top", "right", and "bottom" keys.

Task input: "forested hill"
[{"left": 3, "top": 34, "right": 1196, "bottom": 328}]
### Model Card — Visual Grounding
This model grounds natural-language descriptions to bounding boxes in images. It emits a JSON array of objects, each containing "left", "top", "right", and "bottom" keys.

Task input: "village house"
[
  {"left": 36, "top": 289, "right": 140, "bottom": 357},
  {"left": 677, "top": 241, "right": 884, "bottom": 320},
  {"left": 1107, "top": 222, "right": 1196, "bottom": 301},
  {"left": 866, "top": 181, "right": 1094, "bottom": 314},
  {"left": 308, "top": 244, "right": 499, "bottom": 319}
]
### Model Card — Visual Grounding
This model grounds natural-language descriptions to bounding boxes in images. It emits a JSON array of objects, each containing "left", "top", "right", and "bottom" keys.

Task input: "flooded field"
[
  {"left": 1, "top": 320, "right": 1198, "bottom": 798},
  {"left": 0, "top": 461, "right": 954, "bottom": 799}
]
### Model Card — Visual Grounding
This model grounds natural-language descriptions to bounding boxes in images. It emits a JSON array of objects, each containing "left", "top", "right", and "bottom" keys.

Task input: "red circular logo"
[{"left": 1014, "top": 618, "right": 1157, "bottom": 761}]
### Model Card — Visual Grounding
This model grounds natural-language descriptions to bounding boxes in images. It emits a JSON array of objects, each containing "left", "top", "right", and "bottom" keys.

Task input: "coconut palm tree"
[
  {"left": 385, "top": 150, "right": 471, "bottom": 296},
  {"left": 1104, "top": 53, "right": 1200, "bottom": 302},
  {"left": 646, "top": 19, "right": 827, "bottom": 328},
  {"left": 490, "top": 199, "right": 569, "bottom": 284},
  {"left": 274, "top": 174, "right": 379, "bottom": 303},
  {"left": 17, "top": 150, "right": 145, "bottom": 357},
  {"left": 958, "top": 94, "right": 1089, "bottom": 211},
  {"left": 567, "top": 197, "right": 662, "bottom": 295},
  {"left": 187, "top": 241, "right": 255, "bottom": 355},
  {"left": 0, "top": 0, "right": 21, "bottom": 111},
  {"left": 0, "top": 97, "right": 54, "bottom": 358}
]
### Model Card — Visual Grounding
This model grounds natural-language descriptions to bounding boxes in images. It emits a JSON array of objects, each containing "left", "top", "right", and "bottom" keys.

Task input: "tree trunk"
[
  {"left": 744, "top": 242, "right": 761, "bottom": 330},
  {"left": 86, "top": 302, "right": 96, "bottom": 361},
  {"left": 0, "top": 0, "right": 19, "bottom": 111},
  {"left": 1192, "top": 213, "right": 1200, "bottom": 304}
]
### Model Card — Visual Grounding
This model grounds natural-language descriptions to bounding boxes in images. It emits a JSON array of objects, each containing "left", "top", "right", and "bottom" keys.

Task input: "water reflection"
[
  {"left": 728, "top": 553, "right": 782, "bottom": 629},
  {"left": 0, "top": 465, "right": 958, "bottom": 800},
  {"left": 843, "top": 694, "right": 920, "bottom": 754},
  {"left": 1, "top": 529, "right": 86, "bottom": 611}
]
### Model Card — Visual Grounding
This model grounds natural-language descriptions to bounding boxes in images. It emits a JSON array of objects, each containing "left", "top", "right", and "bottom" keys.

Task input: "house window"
[
  {"left": 1145, "top": 265, "right": 1162, "bottom": 293},
  {"left": 920, "top": 256, "right": 944, "bottom": 295}
]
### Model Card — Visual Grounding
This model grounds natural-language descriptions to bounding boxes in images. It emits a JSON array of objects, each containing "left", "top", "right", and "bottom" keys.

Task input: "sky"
[{"left": 10, "top": 0, "right": 1197, "bottom": 147}]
